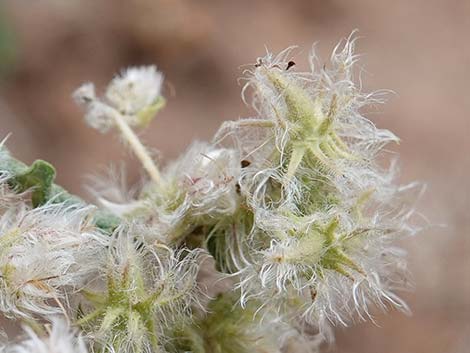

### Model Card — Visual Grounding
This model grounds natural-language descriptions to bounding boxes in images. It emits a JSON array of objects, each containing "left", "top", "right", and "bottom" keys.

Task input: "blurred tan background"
[{"left": 0, "top": 1, "right": 468, "bottom": 352}]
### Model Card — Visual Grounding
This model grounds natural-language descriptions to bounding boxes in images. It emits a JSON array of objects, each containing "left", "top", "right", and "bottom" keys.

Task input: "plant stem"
[{"left": 111, "top": 109, "right": 162, "bottom": 186}]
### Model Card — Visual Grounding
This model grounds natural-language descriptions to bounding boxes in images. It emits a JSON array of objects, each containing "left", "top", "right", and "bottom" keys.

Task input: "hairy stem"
[{"left": 111, "top": 109, "right": 162, "bottom": 186}]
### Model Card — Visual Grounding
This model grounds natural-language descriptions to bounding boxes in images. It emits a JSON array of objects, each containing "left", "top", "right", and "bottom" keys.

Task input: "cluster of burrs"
[{"left": 0, "top": 35, "right": 422, "bottom": 353}]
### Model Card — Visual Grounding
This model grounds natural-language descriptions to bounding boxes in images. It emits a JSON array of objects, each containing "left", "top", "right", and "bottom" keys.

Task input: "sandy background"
[{"left": 0, "top": 1, "right": 468, "bottom": 352}]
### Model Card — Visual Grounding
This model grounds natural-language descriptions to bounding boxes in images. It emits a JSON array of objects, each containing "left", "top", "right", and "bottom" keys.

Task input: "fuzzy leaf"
[
  {"left": 9, "top": 159, "right": 55, "bottom": 207},
  {"left": 0, "top": 148, "right": 120, "bottom": 233}
]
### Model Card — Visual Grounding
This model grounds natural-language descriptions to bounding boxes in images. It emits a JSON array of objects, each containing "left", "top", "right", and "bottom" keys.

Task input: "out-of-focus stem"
[{"left": 110, "top": 109, "right": 162, "bottom": 186}]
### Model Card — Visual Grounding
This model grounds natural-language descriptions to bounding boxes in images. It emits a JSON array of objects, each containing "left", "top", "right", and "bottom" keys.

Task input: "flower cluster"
[
  {"left": 74, "top": 66, "right": 165, "bottom": 133},
  {"left": 77, "top": 228, "right": 203, "bottom": 353},
  {"left": 0, "top": 35, "right": 422, "bottom": 353},
  {"left": 2, "top": 318, "right": 88, "bottom": 353},
  {"left": 209, "top": 38, "right": 421, "bottom": 329},
  {"left": 0, "top": 181, "right": 108, "bottom": 319}
]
